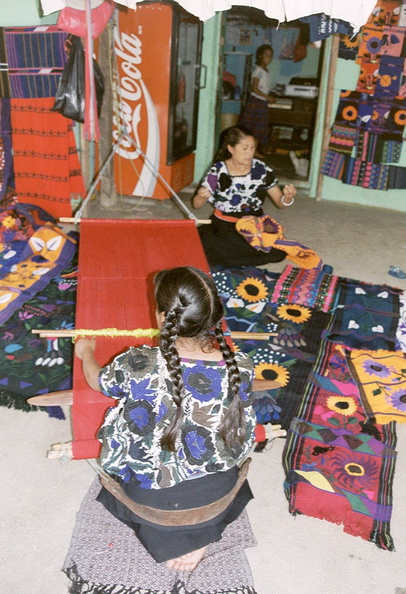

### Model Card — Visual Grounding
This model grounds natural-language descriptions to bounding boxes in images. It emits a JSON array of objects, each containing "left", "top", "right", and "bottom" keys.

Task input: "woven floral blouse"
[
  {"left": 202, "top": 159, "right": 278, "bottom": 214},
  {"left": 98, "top": 345, "right": 256, "bottom": 489}
]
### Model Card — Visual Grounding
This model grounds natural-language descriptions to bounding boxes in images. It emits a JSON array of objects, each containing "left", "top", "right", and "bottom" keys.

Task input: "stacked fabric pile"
[{"left": 212, "top": 263, "right": 405, "bottom": 550}]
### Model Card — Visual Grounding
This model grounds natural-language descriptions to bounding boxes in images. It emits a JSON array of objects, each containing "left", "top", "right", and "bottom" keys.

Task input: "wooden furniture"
[{"left": 268, "top": 97, "right": 318, "bottom": 151}]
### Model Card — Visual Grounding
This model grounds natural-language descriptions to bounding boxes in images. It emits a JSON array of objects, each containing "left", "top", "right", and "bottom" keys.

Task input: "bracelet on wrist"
[{"left": 281, "top": 194, "right": 295, "bottom": 207}]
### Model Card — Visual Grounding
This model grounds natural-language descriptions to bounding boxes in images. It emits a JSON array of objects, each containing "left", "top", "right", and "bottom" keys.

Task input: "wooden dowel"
[
  {"left": 32, "top": 329, "right": 277, "bottom": 339},
  {"left": 27, "top": 390, "right": 73, "bottom": 406},
  {"left": 58, "top": 217, "right": 212, "bottom": 225}
]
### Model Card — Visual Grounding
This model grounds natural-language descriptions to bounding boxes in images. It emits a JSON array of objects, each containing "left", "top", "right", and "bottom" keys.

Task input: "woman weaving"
[
  {"left": 194, "top": 125, "right": 299, "bottom": 268},
  {"left": 75, "top": 266, "right": 257, "bottom": 573}
]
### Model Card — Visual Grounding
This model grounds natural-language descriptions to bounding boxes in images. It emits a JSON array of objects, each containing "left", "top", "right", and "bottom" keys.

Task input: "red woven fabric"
[
  {"left": 72, "top": 219, "right": 210, "bottom": 459},
  {"left": 10, "top": 97, "right": 85, "bottom": 218}
]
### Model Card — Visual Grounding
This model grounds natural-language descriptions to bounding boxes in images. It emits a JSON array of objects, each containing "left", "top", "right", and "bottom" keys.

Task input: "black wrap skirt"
[{"left": 96, "top": 466, "right": 253, "bottom": 563}]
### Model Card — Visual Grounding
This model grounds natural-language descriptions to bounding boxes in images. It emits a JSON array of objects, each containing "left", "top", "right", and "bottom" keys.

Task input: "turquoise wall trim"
[
  {"left": 0, "top": 0, "right": 57, "bottom": 25},
  {"left": 194, "top": 13, "right": 223, "bottom": 184}
]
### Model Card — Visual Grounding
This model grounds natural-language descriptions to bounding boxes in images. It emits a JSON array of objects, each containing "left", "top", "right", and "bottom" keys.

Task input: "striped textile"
[
  {"left": 0, "top": 26, "right": 68, "bottom": 99},
  {"left": 10, "top": 97, "right": 85, "bottom": 218}
]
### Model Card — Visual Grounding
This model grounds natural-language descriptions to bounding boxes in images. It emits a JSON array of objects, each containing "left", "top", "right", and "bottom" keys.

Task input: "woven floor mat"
[{"left": 63, "top": 476, "right": 258, "bottom": 594}]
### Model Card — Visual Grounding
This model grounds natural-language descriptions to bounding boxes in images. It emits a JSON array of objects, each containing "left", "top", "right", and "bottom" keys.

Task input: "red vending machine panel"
[{"left": 113, "top": 2, "right": 202, "bottom": 199}]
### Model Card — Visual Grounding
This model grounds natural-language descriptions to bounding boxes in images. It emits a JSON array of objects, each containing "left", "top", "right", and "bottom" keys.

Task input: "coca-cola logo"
[{"left": 113, "top": 22, "right": 160, "bottom": 195}]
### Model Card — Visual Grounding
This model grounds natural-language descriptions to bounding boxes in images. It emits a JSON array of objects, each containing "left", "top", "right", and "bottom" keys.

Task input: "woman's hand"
[
  {"left": 282, "top": 184, "right": 297, "bottom": 201},
  {"left": 75, "top": 337, "right": 96, "bottom": 360},
  {"left": 193, "top": 186, "right": 212, "bottom": 209},
  {"left": 75, "top": 337, "right": 101, "bottom": 392}
]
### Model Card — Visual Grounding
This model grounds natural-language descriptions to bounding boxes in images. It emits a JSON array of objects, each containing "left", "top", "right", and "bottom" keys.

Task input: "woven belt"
[
  {"left": 213, "top": 209, "right": 240, "bottom": 223},
  {"left": 99, "top": 457, "right": 251, "bottom": 527}
]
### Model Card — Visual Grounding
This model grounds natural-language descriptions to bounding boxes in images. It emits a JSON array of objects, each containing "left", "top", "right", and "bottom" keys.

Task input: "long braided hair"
[{"left": 154, "top": 266, "right": 247, "bottom": 452}]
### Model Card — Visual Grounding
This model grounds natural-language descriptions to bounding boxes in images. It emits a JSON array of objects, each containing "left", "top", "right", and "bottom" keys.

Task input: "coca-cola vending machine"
[{"left": 113, "top": 1, "right": 203, "bottom": 199}]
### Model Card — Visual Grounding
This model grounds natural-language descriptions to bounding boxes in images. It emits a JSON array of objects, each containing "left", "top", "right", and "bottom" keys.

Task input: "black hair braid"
[
  {"left": 214, "top": 323, "right": 247, "bottom": 448},
  {"left": 159, "top": 310, "right": 185, "bottom": 452}
]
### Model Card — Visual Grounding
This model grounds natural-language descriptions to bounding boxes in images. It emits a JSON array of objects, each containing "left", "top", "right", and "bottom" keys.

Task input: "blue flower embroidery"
[
  {"left": 183, "top": 366, "right": 222, "bottom": 402},
  {"left": 130, "top": 377, "right": 157, "bottom": 403},
  {"left": 181, "top": 424, "right": 215, "bottom": 465}
]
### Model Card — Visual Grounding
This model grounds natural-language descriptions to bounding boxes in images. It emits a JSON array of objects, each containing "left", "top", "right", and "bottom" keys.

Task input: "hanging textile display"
[
  {"left": 10, "top": 97, "right": 85, "bottom": 218},
  {"left": 323, "top": 0, "right": 406, "bottom": 191},
  {"left": 0, "top": 26, "right": 69, "bottom": 99}
]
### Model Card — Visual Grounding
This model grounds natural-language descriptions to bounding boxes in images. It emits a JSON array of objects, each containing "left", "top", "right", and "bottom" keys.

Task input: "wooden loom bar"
[{"left": 32, "top": 329, "right": 277, "bottom": 340}]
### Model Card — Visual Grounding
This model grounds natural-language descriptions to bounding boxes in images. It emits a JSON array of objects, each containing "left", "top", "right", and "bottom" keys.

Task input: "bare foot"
[{"left": 165, "top": 546, "right": 207, "bottom": 572}]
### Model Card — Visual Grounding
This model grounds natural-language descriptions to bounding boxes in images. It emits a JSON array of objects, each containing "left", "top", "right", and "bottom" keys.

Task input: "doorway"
[{"left": 219, "top": 7, "right": 324, "bottom": 184}]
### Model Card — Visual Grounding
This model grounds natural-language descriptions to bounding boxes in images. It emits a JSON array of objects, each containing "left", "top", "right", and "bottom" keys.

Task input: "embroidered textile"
[
  {"left": 202, "top": 159, "right": 278, "bottom": 214},
  {"left": 328, "top": 124, "right": 358, "bottom": 155},
  {"left": 10, "top": 98, "right": 85, "bottom": 218},
  {"left": 338, "top": 33, "right": 361, "bottom": 61},
  {"left": 325, "top": 279, "right": 402, "bottom": 350},
  {"left": 321, "top": 149, "right": 347, "bottom": 179},
  {"left": 98, "top": 345, "right": 256, "bottom": 489},
  {"left": 211, "top": 266, "right": 332, "bottom": 428},
  {"left": 0, "top": 248, "right": 77, "bottom": 415},
  {"left": 0, "top": 99, "right": 14, "bottom": 198},
  {"left": 0, "top": 219, "right": 77, "bottom": 326},
  {"left": 0, "top": 26, "right": 68, "bottom": 99},
  {"left": 63, "top": 477, "right": 257, "bottom": 594},
  {"left": 235, "top": 215, "right": 322, "bottom": 270},
  {"left": 269, "top": 264, "right": 340, "bottom": 313},
  {"left": 395, "top": 291, "right": 406, "bottom": 351},
  {"left": 342, "top": 157, "right": 390, "bottom": 190},
  {"left": 283, "top": 340, "right": 397, "bottom": 550},
  {"left": 348, "top": 348, "right": 406, "bottom": 424}
]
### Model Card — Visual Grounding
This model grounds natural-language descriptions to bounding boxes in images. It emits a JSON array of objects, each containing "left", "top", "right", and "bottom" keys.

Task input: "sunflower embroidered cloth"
[
  {"left": 283, "top": 341, "right": 397, "bottom": 550},
  {"left": 235, "top": 215, "right": 322, "bottom": 270},
  {"left": 211, "top": 266, "right": 332, "bottom": 428},
  {"left": 98, "top": 345, "right": 256, "bottom": 489}
]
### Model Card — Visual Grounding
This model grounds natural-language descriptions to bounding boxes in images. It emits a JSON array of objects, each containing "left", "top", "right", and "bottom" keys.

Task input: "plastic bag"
[
  {"left": 57, "top": 1, "right": 115, "bottom": 39},
  {"left": 52, "top": 35, "right": 104, "bottom": 123}
]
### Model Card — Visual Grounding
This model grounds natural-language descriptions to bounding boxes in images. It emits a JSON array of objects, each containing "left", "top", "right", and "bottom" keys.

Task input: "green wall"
[{"left": 0, "top": 0, "right": 57, "bottom": 25}]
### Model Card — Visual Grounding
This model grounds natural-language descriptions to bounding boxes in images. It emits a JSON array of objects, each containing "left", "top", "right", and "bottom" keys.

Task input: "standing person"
[
  {"left": 194, "top": 125, "right": 297, "bottom": 268},
  {"left": 74, "top": 266, "right": 257, "bottom": 573},
  {"left": 239, "top": 44, "right": 275, "bottom": 156}
]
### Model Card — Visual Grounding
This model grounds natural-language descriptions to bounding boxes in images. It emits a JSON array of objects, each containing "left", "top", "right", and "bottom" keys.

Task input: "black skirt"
[
  {"left": 198, "top": 210, "right": 286, "bottom": 267},
  {"left": 96, "top": 466, "right": 254, "bottom": 563}
]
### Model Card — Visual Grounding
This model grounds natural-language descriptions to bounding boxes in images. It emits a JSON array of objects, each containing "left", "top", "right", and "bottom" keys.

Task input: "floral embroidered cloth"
[
  {"left": 98, "top": 345, "right": 256, "bottom": 489},
  {"left": 211, "top": 266, "right": 332, "bottom": 428},
  {"left": 283, "top": 341, "right": 397, "bottom": 550},
  {"left": 235, "top": 215, "right": 322, "bottom": 270},
  {"left": 348, "top": 348, "right": 406, "bottom": 424}
]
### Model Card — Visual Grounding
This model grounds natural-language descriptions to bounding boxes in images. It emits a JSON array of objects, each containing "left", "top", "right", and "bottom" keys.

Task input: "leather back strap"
[{"left": 99, "top": 458, "right": 251, "bottom": 527}]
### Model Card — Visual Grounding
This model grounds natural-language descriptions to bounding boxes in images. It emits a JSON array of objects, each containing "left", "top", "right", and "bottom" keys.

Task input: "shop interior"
[{"left": 220, "top": 8, "right": 324, "bottom": 182}]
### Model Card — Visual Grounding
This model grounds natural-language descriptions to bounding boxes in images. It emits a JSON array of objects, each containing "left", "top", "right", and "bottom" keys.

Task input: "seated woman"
[{"left": 193, "top": 125, "right": 297, "bottom": 268}]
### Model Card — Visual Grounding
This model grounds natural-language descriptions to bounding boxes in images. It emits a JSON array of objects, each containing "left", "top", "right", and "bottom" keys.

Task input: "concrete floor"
[{"left": 2, "top": 184, "right": 406, "bottom": 594}]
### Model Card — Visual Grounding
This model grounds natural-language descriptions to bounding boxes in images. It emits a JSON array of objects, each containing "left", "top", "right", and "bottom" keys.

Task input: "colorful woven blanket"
[{"left": 283, "top": 341, "right": 397, "bottom": 551}]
